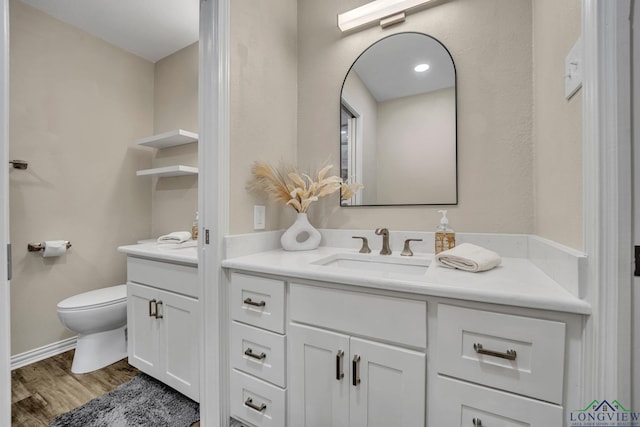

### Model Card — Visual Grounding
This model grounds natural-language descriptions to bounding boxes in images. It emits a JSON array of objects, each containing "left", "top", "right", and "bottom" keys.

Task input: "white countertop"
[
  {"left": 118, "top": 241, "right": 198, "bottom": 266},
  {"left": 221, "top": 247, "right": 591, "bottom": 315}
]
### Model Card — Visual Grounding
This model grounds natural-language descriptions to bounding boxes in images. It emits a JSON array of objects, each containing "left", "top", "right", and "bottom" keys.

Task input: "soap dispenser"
[
  {"left": 192, "top": 212, "right": 199, "bottom": 240},
  {"left": 435, "top": 210, "right": 455, "bottom": 254}
]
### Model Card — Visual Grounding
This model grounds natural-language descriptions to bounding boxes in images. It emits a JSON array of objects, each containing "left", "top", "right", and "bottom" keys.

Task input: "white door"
[
  {"left": 349, "top": 338, "right": 425, "bottom": 427},
  {"left": 160, "top": 289, "right": 199, "bottom": 401},
  {"left": 0, "top": 0, "right": 10, "bottom": 424},
  {"left": 633, "top": 0, "right": 640, "bottom": 412},
  {"left": 127, "top": 283, "right": 160, "bottom": 375},
  {"left": 289, "top": 323, "right": 350, "bottom": 427}
]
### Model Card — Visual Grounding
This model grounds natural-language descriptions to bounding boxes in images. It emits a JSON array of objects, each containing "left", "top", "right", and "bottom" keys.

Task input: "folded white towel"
[
  {"left": 157, "top": 231, "right": 193, "bottom": 244},
  {"left": 435, "top": 243, "right": 501, "bottom": 272}
]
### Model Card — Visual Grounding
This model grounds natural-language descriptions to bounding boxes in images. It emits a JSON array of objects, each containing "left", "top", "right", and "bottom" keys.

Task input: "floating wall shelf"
[
  {"left": 136, "top": 129, "right": 198, "bottom": 149},
  {"left": 136, "top": 165, "right": 199, "bottom": 178}
]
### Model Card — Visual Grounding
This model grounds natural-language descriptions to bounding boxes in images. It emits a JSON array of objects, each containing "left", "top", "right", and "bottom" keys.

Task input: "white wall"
[
  {"left": 9, "top": 0, "right": 153, "bottom": 355},
  {"left": 151, "top": 42, "right": 199, "bottom": 238},
  {"left": 376, "top": 88, "right": 456, "bottom": 204},
  {"left": 229, "top": 0, "right": 298, "bottom": 233},
  {"left": 532, "top": 0, "right": 582, "bottom": 250},
  {"left": 296, "top": 0, "right": 535, "bottom": 235}
]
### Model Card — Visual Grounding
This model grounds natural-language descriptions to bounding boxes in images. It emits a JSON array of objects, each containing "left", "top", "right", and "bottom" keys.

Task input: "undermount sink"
[{"left": 312, "top": 253, "right": 430, "bottom": 275}]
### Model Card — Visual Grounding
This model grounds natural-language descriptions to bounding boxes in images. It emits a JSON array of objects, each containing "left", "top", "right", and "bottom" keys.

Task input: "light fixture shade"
[{"left": 338, "top": 0, "right": 435, "bottom": 33}]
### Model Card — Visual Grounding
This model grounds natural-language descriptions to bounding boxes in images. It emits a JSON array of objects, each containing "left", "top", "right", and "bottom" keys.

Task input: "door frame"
[
  {"left": 199, "top": 0, "right": 230, "bottom": 425},
  {"left": 582, "top": 0, "right": 633, "bottom": 403},
  {"left": 0, "top": 0, "right": 10, "bottom": 424}
]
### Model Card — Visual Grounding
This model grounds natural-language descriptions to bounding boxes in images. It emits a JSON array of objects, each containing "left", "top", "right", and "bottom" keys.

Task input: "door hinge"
[
  {"left": 635, "top": 246, "right": 640, "bottom": 277},
  {"left": 7, "top": 243, "right": 11, "bottom": 281},
  {"left": 205, "top": 229, "right": 210, "bottom": 245}
]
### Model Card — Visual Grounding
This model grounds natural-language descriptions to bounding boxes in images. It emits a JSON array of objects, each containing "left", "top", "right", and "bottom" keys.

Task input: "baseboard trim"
[{"left": 11, "top": 336, "right": 77, "bottom": 370}]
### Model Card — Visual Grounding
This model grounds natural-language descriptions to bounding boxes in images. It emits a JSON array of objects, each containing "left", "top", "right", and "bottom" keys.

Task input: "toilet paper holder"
[{"left": 28, "top": 241, "right": 72, "bottom": 252}]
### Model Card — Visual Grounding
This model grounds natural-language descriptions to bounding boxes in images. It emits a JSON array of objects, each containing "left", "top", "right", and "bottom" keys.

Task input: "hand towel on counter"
[
  {"left": 435, "top": 243, "right": 502, "bottom": 272},
  {"left": 157, "top": 231, "right": 193, "bottom": 244}
]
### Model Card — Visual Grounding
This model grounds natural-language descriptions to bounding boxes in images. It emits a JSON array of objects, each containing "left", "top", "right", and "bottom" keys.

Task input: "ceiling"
[
  {"left": 20, "top": 0, "right": 199, "bottom": 63},
  {"left": 352, "top": 33, "right": 455, "bottom": 102}
]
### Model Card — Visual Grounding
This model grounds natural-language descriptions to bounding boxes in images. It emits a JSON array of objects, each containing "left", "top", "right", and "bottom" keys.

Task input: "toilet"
[{"left": 57, "top": 284, "right": 127, "bottom": 374}]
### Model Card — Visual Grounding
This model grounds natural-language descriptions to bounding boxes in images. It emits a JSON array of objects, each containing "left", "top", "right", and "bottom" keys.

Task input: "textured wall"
[
  {"left": 532, "top": 0, "right": 582, "bottom": 250},
  {"left": 229, "top": 0, "right": 299, "bottom": 233},
  {"left": 296, "top": 0, "right": 534, "bottom": 234},
  {"left": 151, "top": 43, "right": 199, "bottom": 238},
  {"left": 9, "top": 0, "right": 153, "bottom": 355}
]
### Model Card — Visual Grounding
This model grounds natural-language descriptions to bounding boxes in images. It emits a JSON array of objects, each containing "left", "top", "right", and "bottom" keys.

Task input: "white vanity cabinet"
[
  {"left": 126, "top": 256, "right": 200, "bottom": 402},
  {"left": 229, "top": 273, "right": 287, "bottom": 427},
  {"left": 433, "top": 304, "right": 568, "bottom": 426},
  {"left": 224, "top": 253, "right": 587, "bottom": 427},
  {"left": 289, "top": 283, "right": 427, "bottom": 427}
]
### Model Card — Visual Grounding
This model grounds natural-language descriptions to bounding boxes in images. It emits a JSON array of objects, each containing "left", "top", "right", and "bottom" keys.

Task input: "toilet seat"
[{"left": 57, "top": 284, "right": 126, "bottom": 311}]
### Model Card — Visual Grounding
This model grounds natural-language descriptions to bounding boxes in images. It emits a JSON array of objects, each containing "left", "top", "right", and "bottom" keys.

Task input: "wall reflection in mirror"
[{"left": 340, "top": 32, "right": 457, "bottom": 206}]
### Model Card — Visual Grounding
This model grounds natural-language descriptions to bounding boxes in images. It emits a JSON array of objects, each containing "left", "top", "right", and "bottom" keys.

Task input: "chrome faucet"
[{"left": 375, "top": 228, "right": 391, "bottom": 255}]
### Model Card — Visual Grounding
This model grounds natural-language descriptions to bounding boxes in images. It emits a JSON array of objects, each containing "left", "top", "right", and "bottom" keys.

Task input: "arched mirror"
[{"left": 340, "top": 32, "right": 457, "bottom": 206}]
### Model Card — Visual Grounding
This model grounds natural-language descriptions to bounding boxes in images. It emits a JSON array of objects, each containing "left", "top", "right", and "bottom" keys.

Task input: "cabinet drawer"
[
  {"left": 433, "top": 376, "right": 563, "bottom": 427},
  {"left": 127, "top": 257, "right": 198, "bottom": 297},
  {"left": 231, "top": 273, "right": 285, "bottom": 334},
  {"left": 436, "top": 304, "right": 566, "bottom": 404},
  {"left": 290, "top": 283, "right": 426, "bottom": 348},
  {"left": 230, "top": 369, "right": 286, "bottom": 427},
  {"left": 231, "top": 321, "right": 286, "bottom": 388}
]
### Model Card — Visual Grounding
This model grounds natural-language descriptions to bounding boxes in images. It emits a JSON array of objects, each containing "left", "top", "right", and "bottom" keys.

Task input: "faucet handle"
[
  {"left": 401, "top": 238, "right": 423, "bottom": 257},
  {"left": 352, "top": 236, "right": 371, "bottom": 254}
]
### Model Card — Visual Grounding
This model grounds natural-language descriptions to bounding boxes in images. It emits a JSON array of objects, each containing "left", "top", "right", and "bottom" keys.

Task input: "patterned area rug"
[{"left": 49, "top": 373, "right": 199, "bottom": 427}]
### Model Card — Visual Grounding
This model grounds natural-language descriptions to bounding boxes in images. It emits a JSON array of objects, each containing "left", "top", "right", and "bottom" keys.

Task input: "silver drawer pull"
[
  {"left": 148, "top": 299, "right": 157, "bottom": 317},
  {"left": 472, "top": 417, "right": 482, "bottom": 426},
  {"left": 352, "top": 355, "right": 361, "bottom": 386},
  {"left": 336, "top": 350, "right": 344, "bottom": 380},
  {"left": 245, "top": 397, "right": 267, "bottom": 412},
  {"left": 244, "top": 348, "right": 267, "bottom": 360},
  {"left": 243, "top": 297, "right": 266, "bottom": 307},
  {"left": 155, "top": 300, "right": 163, "bottom": 319},
  {"left": 473, "top": 343, "right": 517, "bottom": 360}
]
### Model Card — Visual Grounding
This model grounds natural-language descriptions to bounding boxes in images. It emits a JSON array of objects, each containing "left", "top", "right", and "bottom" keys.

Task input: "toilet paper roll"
[{"left": 42, "top": 240, "right": 68, "bottom": 258}]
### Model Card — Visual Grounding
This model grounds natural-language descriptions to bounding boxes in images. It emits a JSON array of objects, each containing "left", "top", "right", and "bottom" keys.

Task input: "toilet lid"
[{"left": 57, "top": 284, "right": 127, "bottom": 310}]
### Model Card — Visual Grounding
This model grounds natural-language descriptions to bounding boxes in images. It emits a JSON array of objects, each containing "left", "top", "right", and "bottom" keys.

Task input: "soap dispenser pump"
[{"left": 435, "top": 210, "right": 455, "bottom": 254}]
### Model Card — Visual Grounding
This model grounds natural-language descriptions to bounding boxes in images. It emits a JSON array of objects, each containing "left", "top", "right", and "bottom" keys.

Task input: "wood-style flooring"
[
  {"left": 12, "top": 349, "right": 202, "bottom": 426},
  {"left": 11, "top": 350, "right": 138, "bottom": 426}
]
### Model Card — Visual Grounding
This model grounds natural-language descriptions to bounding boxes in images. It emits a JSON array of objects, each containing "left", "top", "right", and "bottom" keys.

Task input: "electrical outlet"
[
  {"left": 254, "top": 205, "right": 266, "bottom": 230},
  {"left": 565, "top": 37, "right": 582, "bottom": 100}
]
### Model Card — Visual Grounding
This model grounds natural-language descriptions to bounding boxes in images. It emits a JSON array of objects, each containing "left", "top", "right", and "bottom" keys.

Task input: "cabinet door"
[
  {"left": 158, "top": 289, "right": 200, "bottom": 402},
  {"left": 289, "top": 323, "right": 350, "bottom": 427},
  {"left": 350, "top": 338, "right": 425, "bottom": 427},
  {"left": 127, "top": 283, "right": 160, "bottom": 375}
]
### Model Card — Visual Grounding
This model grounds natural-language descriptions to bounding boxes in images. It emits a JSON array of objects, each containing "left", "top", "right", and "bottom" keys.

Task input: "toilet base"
[{"left": 71, "top": 326, "right": 127, "bottom": 374}]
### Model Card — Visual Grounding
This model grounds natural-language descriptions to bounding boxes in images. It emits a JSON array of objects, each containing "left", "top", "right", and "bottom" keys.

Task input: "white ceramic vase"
[{"left": 281, "top": 212, "right": 321, "bottom": 251}]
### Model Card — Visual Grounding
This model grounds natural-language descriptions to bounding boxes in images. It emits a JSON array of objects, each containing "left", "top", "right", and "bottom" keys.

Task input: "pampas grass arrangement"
[{"left": 249, "top": 161, "right": 362, "bottom": 213}]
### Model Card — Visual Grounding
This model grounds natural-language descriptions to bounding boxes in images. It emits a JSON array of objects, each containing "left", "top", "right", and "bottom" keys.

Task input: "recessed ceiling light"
[{"left": 414, "top": 63, "right": 430, "bottom": 72}]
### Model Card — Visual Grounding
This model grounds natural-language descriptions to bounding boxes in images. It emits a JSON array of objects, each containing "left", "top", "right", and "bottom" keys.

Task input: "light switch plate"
[
  {"left": 565, "top": 37, "right": 582, "bottom": 100},
  {"left": 253, "top": 205, "right": 265, "bottom": 230}
]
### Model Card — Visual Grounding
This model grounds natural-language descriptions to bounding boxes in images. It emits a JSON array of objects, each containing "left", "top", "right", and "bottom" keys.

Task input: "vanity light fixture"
[
  {"left": 338, "top": 0, "right": 437, "bottom": 33},
  {"left": 414, "top": 63, "right": 430, "bottom": 72}
]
